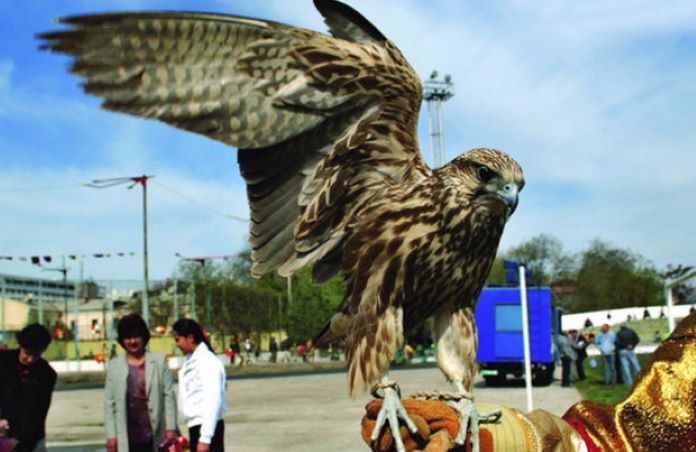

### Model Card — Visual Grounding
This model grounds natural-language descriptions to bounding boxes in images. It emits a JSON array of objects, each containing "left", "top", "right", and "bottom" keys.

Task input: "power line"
[
  {"left": 153, "top": 180, "right": 248, "bottom": 223},
  {"left": 0, "top": 183, "right": 83, "bottom": 192}
]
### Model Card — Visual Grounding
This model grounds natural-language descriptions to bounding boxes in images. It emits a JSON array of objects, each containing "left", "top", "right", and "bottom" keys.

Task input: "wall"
[{"left": 562, "top": 304, "right": 693, "bottom": 330}]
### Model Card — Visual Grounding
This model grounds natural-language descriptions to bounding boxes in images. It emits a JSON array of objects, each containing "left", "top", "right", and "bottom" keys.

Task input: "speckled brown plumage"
[{"left": 39, "top": 0, "right": 524, "bottom": 397}]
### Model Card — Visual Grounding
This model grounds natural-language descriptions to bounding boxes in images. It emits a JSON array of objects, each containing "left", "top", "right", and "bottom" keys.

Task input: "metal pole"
[
  {"left": 0, "top": 277, "right": 5, "bottom": 334},
  {"left": 73, "top": 258, "right": 82, "bottom": 371},
  {"left": 62, "top": 256, "right": 68, "bottom": 332},
  {"left": 173, "top": 274, "right": 179, "bottom": 322},
  {"left": 277, "top": 293, "right": 282, "bottom": 338},
  {"left": 142, "top": 176, "right": 150, "bottom": 325},
  {"left": 665, "top": 287, "right": 675, "bottom": 334},
  {"left": 191, "top": 278, "right": 197, "bottom": 320},
  {"left": 108, "top": 283, "right": 115, "bottom": 358},
  {"left": 38, "top": 280, "right": 44, "bottom": 325},
  {"left": 519, "top": 264, "right": 533, "bottom": 412},
  {"left": 436, "top": 99, "right": 445, "bottom": 167},
  {"left": 83, "top": 175, "right": 154, "bottom": 324},
  {"left": 427, "top": 101, "right": 436, "bottom": 166},
  {"left": 664, "top": 269, "right": 696, "bottom": 334}
]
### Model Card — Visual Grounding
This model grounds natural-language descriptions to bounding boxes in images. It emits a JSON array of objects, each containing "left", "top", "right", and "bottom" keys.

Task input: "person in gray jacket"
[
  {"left": 557, "top": 332, "right": 578, "bottom": 387},
  {"left": 104, "top": 314, "right": 177, "bottom": 452}
]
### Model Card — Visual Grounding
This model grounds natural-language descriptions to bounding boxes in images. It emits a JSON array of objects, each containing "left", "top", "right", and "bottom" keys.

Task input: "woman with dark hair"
[
  {"left": 0, "top": 323, "right": 56, "bottom": 451},
  {"left": 172, "top": 319, "right": 226, "bottom": 452},
  {"left": 104, "top": 314, "right": 177, "bottom": 452}
]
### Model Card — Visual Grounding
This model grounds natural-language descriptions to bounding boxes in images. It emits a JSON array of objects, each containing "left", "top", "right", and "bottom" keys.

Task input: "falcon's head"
[{"left": 446, "top": 148, "right": 524, "bottom": 219}]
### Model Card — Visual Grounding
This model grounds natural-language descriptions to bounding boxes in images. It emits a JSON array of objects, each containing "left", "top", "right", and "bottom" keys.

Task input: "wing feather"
[{"left": 38, "top": 0, "right": 429, "bottom": 281}]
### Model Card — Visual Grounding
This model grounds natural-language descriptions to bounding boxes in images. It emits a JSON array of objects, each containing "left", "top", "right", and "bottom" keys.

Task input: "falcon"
[{"left": 39, "top": 1, "right": 524, "bottom": 450}]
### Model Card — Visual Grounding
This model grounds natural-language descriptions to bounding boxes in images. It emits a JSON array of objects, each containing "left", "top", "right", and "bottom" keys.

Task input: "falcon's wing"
[{"left": 39, "top": 0, "right": 429, "bottom": 279}]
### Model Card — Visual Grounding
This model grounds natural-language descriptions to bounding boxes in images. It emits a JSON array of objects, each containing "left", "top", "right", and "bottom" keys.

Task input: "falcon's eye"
[{"left": 476, "top": 166, "right": 496, "bottom": 183}]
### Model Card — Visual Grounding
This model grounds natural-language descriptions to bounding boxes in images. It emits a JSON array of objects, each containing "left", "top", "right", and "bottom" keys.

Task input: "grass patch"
[{"left": 573, "top": 354, "right": 650, "bottom": 405}]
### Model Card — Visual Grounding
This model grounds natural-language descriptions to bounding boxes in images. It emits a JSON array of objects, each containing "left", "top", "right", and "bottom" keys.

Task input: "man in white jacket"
[{"left": 172, "top": 319, "right": 227, "bottom": 452}]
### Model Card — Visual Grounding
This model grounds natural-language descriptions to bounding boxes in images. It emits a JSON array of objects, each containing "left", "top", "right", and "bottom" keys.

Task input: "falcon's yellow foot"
[{"left": 370, "top": 379, "right": 418, "bottom": 452}]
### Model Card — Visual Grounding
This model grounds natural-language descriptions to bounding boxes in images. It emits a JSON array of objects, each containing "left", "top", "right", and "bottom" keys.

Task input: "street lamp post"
[
  {"left": 664, "top": 269, "right": 696, "bottom": 333},
  {"left": 41, "top": 258, "right": 69, "bottom": 332},
  {"left": 84, "top": 175, "right": 154, "bottom": 324}
]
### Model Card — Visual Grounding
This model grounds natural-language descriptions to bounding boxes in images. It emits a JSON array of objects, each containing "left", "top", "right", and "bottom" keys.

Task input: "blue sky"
[{"left": 1, "top": 0, "right": 695, "bottom": 283}]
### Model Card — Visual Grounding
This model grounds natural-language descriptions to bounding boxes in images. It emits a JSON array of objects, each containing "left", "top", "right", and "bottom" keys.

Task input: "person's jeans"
[
  {"left": 575, "top": 357, "right": 586, "bottom": 380},
  {"left": 561, "top": 356, "right": 572, "bottom": 387},
  {"left": 619, "top": 348, "right": 641, "bottom": 385},
  {"left": 601, "top": 353, "right": 616, "bottom": 384}
]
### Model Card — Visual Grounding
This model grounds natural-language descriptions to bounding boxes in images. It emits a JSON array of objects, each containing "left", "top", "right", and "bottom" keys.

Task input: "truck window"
[{"left": 495, "top": 304, "right": 522, "bottom": 331}]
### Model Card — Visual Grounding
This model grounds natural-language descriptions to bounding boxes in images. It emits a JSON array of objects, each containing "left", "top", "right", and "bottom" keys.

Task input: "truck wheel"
[
  {"left": 484, "top": 375, "right": 505, "bottom": 386},
  {"left": 532, "top": 369, "right": 553, "bottom": 386}
]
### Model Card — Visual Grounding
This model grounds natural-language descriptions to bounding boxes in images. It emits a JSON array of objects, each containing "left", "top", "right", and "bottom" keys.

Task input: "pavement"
[{"left": 46, "top": 364, "right": 581, "bottom": 451}]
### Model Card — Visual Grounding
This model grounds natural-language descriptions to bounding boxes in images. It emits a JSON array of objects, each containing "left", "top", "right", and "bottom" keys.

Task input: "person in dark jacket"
[
  {"left": 0, "top": 324, "right": 56, "bottom": 452},
  {"left": 569, "top": 330, "right": 587, "bottom": 381},
  {"left": 615, "top": 324, "right": 641, "bottom": 385},
  {"left": 268, "top": 337, "right": 278, "bottom": 363}
]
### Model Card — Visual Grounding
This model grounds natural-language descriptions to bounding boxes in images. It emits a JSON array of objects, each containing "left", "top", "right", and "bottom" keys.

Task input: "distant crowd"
[{"left": 556, "top": 322, "right": 644, "bottom": 388}]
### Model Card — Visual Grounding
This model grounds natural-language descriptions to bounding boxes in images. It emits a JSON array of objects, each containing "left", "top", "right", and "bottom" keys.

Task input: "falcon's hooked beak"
[{"left": 496, "top": 183, "right": 519, "bottom": 217}]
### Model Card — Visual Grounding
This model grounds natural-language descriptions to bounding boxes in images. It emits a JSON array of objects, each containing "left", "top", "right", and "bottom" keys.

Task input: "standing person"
[
  {"left": 268, "top": 337, "right": 278, "bottom": 363},
  {"left": 653, "top": 330, "right": 662, "bottom": 343},
  {"left": 229, "top": 337, "right": 241, "bottom": 367},
  {"left": 0, "top": 324, "right": 56, "bottom": 452},
  {"left": 104, "top": 314, "right": 177, "bottom": 452},
  {"left": 172, "top": 319, "right": 226, "bottom": 452},
  {"left": 227, "top": 338, "right": 237, "bottom": 366},
  {"left": 243, "top": 338, "right": 253, "bottom": 366},
  {"left": 595, "top": 324, "right": 617, "bottom": 385},
  {"left": 615, "top": 324, "right": 641, "bottom": 386},
  {"left": 569, "top": 329, "right": 587, "bottom": 381},
  {"left": 557, "top": 332, "right": 577, "bottom": 387}
]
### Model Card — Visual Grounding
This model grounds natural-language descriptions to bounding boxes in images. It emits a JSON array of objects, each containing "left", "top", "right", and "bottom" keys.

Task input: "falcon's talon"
[
  {"left": 371, "top": 385, "right": 417, "bottom": 452},
  {"left": 446, "top": 397, "right": 501, "bottom": 452}
]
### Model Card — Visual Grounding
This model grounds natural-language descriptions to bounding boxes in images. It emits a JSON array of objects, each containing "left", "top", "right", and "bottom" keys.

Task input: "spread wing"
[{"left": 38, "top": 0, "right": 430, "bottom": 279}]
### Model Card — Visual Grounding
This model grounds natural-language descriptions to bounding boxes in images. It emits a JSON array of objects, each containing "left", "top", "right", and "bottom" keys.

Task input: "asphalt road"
[{"left": 46, "top": 365, "right": 580, "bottom": 451}]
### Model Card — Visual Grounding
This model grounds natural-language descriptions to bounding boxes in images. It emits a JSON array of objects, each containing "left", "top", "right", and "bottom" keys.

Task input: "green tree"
[
  {"left": 505, "top": 234, "right": 575, "bottom": 286},
  {"left": 573, "top": 240, "right": 663, "bottom": 313},
  {"left": 484, "top": 257, "right": 507, "bottom": 286},
  {"left": 171, "top": 247, "right": 347, "bottom": 345},
  {"left": 285, "top": 267, "right": 345, "bottom": 343}
]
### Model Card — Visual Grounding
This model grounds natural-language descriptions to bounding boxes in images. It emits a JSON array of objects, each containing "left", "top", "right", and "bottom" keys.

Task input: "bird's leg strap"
[
  {"left": 409, "top": 389, "right": 474, "bottom": 402},
  {"left": 371, "top": 379, "right": 402, "bottom": 399},
  {"left": 410, "top": 385, "right": 502, "bottom": 424}
]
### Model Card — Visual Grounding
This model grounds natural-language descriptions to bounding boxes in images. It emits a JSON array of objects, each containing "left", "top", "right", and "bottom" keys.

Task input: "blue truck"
[{"left": 475, "top": 287, "right": 560, "bottom": 386}]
